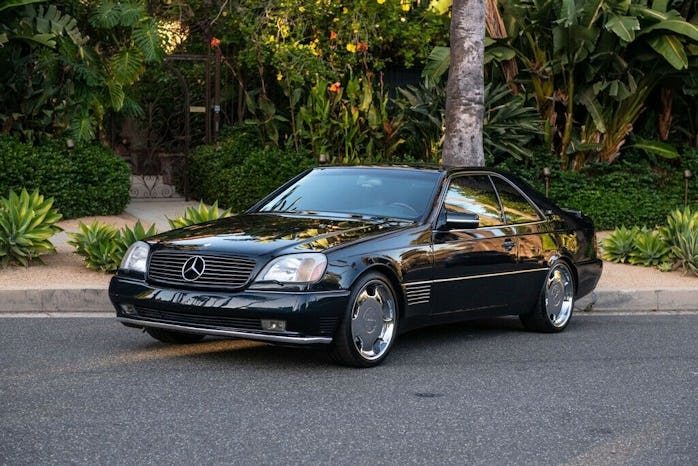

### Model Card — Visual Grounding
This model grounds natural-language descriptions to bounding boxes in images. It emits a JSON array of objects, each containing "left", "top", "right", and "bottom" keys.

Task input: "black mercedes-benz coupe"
[{"left": 109, "top": 166, "right": 602, "bottom": 367}]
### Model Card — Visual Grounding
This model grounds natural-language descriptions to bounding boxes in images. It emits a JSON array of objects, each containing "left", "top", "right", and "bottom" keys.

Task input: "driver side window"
[{"left": 444, "top": 176, "right": 503, "bottom": 227}]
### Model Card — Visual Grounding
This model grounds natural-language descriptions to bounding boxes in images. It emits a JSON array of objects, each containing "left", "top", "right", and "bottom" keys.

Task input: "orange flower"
[
  {"left": 330, "top": 30, "right": 338, "bottom": 40},
  {"left": 328, "top": 82, "right": 342, "bottom": 94},
  {"left": 356, "top": 42, "right": 368, "bottom": 53},
  {"left": 210, "top": 37, "right": 221, "bottom": 48}
]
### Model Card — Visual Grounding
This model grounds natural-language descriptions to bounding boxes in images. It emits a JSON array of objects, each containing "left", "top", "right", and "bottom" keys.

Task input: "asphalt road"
[{"left": 1, "top": 313, "right": 696, "bottom": 465}]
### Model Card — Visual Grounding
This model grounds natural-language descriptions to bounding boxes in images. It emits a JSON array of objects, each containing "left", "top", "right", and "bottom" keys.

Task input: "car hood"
[{"left": 149, "top": 213, "right": 411, "bottom": 256}]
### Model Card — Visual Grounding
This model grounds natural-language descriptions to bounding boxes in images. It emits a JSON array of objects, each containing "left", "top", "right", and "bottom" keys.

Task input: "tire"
[
  {"left": 145, "top": 327, "right": 206, "bottom": 344},
  {"left": 520, "top": 261, "right": 575, "bottom": 333},
  {"left": 331, "top": 272, "right": 399, "bottom": 367}
]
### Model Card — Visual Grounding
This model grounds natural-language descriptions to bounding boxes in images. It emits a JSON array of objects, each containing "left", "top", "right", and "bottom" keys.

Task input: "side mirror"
[{"left": 440, "top": 212, "right": 480, "bottom": 230}]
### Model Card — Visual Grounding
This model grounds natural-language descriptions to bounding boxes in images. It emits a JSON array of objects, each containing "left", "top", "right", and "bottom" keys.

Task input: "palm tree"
[{"left": 442, "top": 0, "right": 485, "bottom": 167}]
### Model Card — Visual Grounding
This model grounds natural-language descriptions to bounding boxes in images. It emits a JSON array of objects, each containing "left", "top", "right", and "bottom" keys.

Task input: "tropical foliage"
[{"left": 0, "top": 0, "right": 165, "bottom": 142}]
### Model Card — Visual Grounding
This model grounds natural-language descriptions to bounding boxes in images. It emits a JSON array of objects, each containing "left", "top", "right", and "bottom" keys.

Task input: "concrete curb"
[
  {"left": 586, "top": 289, "right": 698, "bottom": 312},
  {"left": 1, "top": 287, "right": 697, "bottom": 314}
]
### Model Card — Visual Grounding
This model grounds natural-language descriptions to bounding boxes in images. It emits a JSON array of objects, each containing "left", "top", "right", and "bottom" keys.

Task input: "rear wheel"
[
  {"left": 145, "top": 327, "right": 206, "bottom": 344},
  {"left": 520, "top": 262, "right": 575, "bottom": 332},
  {"left": 331, "top": 272, "right": 399, "bottom": 367}
]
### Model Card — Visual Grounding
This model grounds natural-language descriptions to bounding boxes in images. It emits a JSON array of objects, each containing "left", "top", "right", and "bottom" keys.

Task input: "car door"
[
  {"left": 490, "top": 174, "right": 550, "bottom": 310},
  {"left": 431, "top": 174, "right": 518, "bottom": 317}
]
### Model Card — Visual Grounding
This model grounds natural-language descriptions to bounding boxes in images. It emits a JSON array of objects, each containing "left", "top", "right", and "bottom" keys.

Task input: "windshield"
[{"left": 257, "top": 167, "right": 441, "bottom": 221}]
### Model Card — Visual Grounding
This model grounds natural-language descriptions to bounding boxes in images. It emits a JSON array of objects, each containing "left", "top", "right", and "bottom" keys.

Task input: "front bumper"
[{"left": 109, "top": 276, "right": 351, "bottom": 345}]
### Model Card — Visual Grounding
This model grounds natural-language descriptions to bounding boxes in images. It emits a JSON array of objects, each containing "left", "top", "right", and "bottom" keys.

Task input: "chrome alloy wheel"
[
  {"left": 545, "top": 263, "right": 574, "bottom": 328},
  {"left": 350, "top": 280, "right": 397, "bottom": 361}
]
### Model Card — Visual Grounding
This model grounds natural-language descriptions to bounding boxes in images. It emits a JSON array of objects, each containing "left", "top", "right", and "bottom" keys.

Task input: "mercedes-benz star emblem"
[{"left": 181, "top": 256, "right": 206, "bottom": 281}]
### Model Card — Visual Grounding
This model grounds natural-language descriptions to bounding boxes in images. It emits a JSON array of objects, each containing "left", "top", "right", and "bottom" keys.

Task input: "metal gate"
[{"left": 116, "top": 51, "right": 221, "bottom": 199}]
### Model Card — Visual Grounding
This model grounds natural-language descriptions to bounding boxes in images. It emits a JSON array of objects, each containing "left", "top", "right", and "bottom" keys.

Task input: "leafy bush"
[
  {"left": 68, "top": 220, "right": 157, "bottom": 272},
  {"left": 188, "top": 129, "right": 315, "bottom": 212},
  {"left": 167, "top": 201, "right": 232, "bottom": 229},
  {"left": 0, "top": 136, "right": 131, "bottom": 219},
  {"left": 0, "top": 189, "right": 63, "bottom": 267}
]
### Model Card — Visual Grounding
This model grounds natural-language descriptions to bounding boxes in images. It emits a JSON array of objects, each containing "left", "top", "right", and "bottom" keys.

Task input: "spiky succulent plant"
[
  {"left": 0, "top": 189, "right": 63, "bottom": 267},
  {"left": 166, "top": 201, "right": 232, "bottom": 229},
  {"left": 600, "top": 226, "right": 639, "bottom": 263}
]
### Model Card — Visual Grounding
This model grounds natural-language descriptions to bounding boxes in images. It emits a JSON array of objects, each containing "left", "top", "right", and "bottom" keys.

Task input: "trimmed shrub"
[
  {"left": 0, "top": 136, "right": 131, "bottom": 219},
  {"left": 188, "top": 129, "right": 315, "bottom": 212}
]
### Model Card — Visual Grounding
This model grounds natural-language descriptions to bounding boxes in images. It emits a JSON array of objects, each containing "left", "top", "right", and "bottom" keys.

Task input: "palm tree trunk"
[{"left": 442, "top": 0, "right": 485, "bottom": 167}]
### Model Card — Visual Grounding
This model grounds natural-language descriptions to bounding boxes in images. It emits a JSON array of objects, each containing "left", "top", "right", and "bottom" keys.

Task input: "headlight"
[
  {"left": 120, "top": 241, "right": 150, "bottom": 273},
  {"left": 256, "top": 253, "right": 327, "bottom": 284}
]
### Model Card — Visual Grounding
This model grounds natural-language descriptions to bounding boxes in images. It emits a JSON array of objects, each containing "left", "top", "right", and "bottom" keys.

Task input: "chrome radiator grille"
[{"left": 147, "top": 250, "right": 257, "bottom": 289}]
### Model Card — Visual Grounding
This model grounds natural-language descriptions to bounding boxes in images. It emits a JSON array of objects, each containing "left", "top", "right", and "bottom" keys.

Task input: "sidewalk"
[{"left": 1, "top": 199, "right": 696, "bottom": 314}]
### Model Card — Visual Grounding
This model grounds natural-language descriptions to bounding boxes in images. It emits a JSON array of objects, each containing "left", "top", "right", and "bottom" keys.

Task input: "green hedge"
[
  {"left": 188, "top": 129, "right": 315, "bottom": 212},
  {"left": 0, "top": 136, "right": 131, "bottom": 218},
  {"left": 497, "top": 148, "right": 698, "bottom": 230}
]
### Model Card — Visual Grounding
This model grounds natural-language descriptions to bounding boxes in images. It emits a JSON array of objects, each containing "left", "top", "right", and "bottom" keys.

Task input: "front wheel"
[
  {"left": 520, "top": 262, "right": 575, "bottom": 332},
  {"left": 331, "top": 272, "right": 399, "bottom": 367},
  {"left": 145, "top": 327, "right": 206, "bottom": 344}
]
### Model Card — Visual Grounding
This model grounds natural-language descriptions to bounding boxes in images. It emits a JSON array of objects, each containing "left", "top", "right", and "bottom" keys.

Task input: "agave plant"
[
  {"left": 115, "top": 220, "right": 158, "bottom": 256},
  {"left": 167, "top": 201, "right": 232, "bottom": 230},
  {"left": 660, "top": 206, "right": 698, "bottom": 248},
  {"left": 661, "top": 207, "right": 698, "bottom": 276},
  {"left": 600, "top": 226, "right": 639, "bottom": 263},
  {"left": 0, "top": 189, "right": 63, "bottom": 267},
  {"left": 672, "top": 228, "right": 698, "bottom": 276},
  {"left": 68, "top": 220, "right": 158, "bottom": 273},
  {"left": 67, "top": 221, "right": 120, "bottom": 272},
  {"left": 628, "top": 229, "right": 671, "bottom": 267}
]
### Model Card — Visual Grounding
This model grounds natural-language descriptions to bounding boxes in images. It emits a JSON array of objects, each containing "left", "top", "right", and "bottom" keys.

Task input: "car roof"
[{"left": 311, "top": 164, "right": 511, "bottom": 174}]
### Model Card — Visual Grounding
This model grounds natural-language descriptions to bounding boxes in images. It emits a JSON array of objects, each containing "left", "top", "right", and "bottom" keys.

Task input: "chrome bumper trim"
[{"left": 117, "top": 317, "right": 333, "bottom": 345}]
